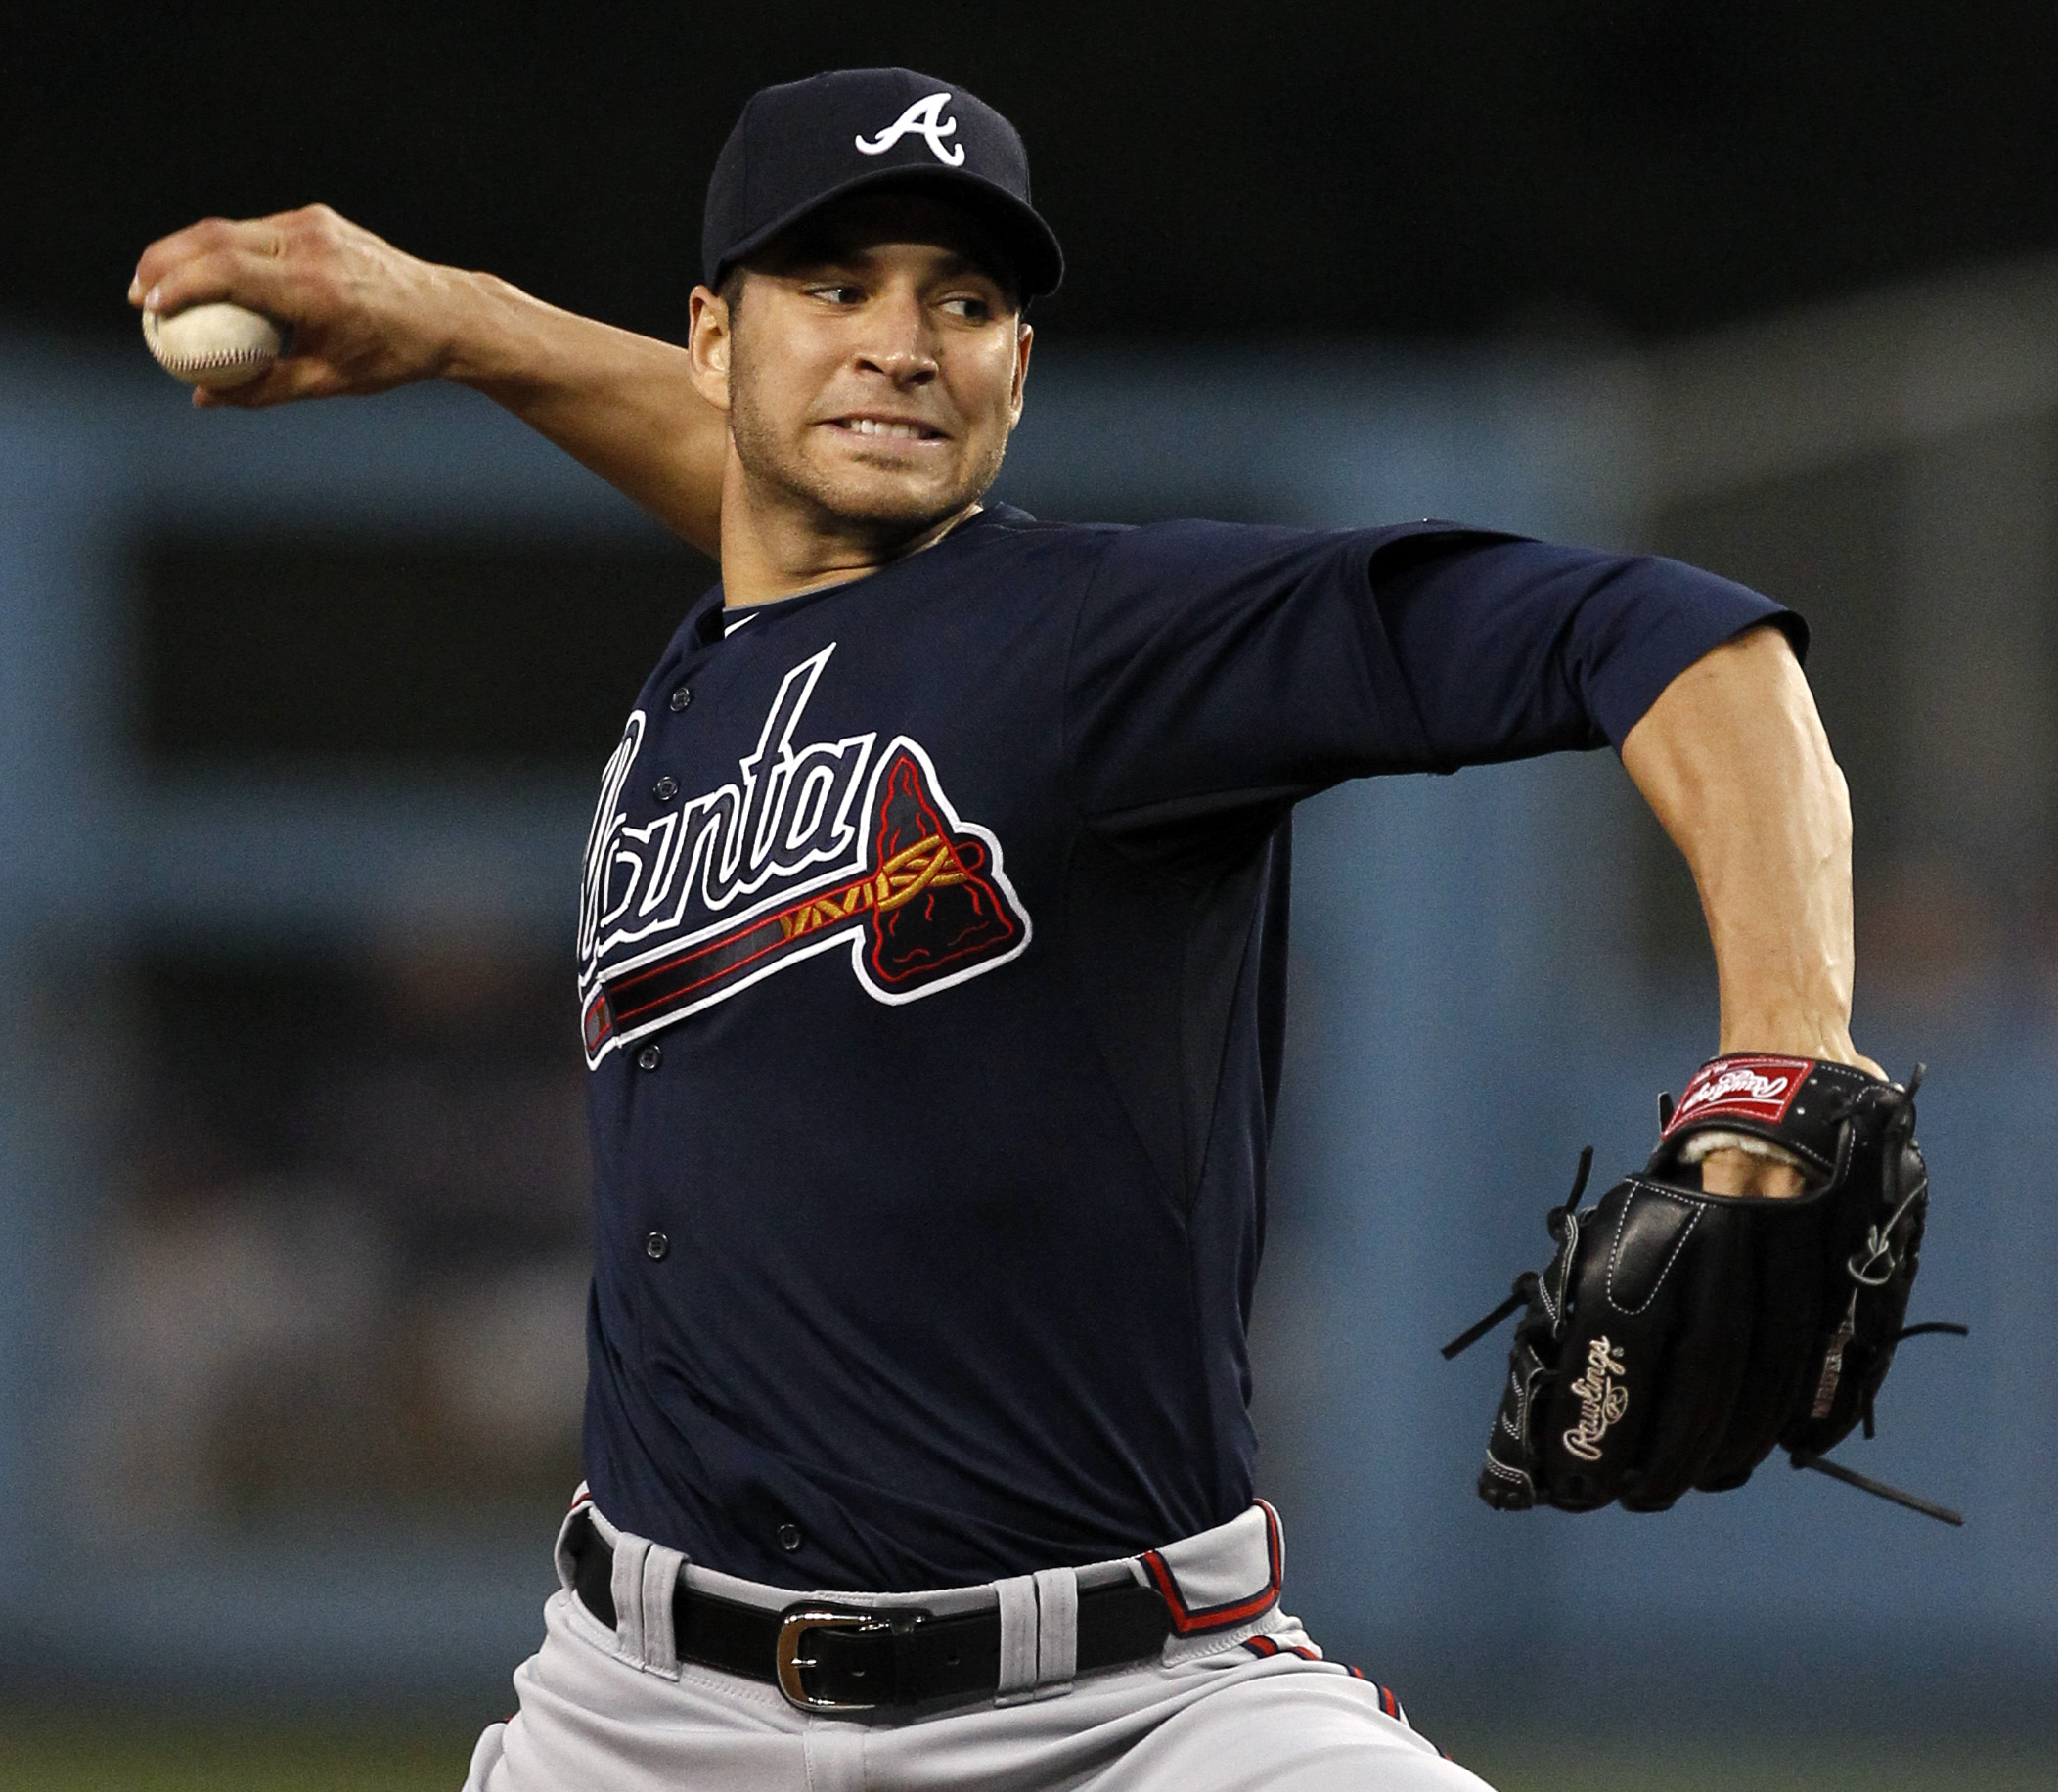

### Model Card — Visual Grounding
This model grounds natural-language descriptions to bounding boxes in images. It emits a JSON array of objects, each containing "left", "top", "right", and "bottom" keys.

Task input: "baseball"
[{"left": 142, "top": 301, "right": 283, "bottom": 389}]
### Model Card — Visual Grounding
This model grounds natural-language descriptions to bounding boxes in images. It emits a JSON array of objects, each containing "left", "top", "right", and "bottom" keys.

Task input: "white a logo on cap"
[{"left": 855, "top": 92, "right": 966, "bottom": 166}]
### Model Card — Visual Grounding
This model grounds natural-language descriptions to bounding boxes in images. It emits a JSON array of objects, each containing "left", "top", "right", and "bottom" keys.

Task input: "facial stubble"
[{"left": 724, "top": 321, "right": 1012, "bottom": 548}]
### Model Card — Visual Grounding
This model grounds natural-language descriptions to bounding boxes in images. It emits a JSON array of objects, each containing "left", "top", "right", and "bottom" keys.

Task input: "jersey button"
[
  {"left": 778, "top": 1523, "right": 803, "bottom": 1553},
  {"left": 636, "top": 1043, "right": 662, "bottom": 1071},
  {"left": 669, "top": 685, "right": 693, "bottom": 713},
  {"left": 652, "top": 775, "right": 679, "bottom": 803},
  {"left": 645, "top": 1231, "right": 669, "bottom": 1261}
]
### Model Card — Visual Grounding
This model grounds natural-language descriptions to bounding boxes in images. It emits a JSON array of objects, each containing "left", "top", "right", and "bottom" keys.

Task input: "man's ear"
[
  {"left": 1008, "top": 320, "right": 1033, "bottom": 425},
  {"left": 686, "top": 285, "right": 733, "bottom": 412}
]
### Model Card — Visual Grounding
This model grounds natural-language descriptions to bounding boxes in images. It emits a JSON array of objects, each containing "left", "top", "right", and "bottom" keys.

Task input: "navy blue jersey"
[{"left": 574, "top": 505, "right": 1795, "bottom": 1591}]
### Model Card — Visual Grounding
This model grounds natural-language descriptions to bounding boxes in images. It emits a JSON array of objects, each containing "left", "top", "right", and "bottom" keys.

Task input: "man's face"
[{"left": 696, "top": 194, "right": 1032, "bottom": 540}]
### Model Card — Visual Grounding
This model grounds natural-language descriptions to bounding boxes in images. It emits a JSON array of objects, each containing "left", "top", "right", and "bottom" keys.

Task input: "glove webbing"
[{"left": 1439, "top": 1148, "right": 1593, "bottom": 1363}]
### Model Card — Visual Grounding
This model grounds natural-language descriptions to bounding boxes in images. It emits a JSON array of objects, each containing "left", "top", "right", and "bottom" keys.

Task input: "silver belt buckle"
[{"left": 775, "top": 1606, "right": 894, "bottom": 1712}]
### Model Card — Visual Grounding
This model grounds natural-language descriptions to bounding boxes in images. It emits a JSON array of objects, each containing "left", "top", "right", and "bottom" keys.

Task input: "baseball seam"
[{"left": 158, "top": 345, "right": 273, "bottom": 371}]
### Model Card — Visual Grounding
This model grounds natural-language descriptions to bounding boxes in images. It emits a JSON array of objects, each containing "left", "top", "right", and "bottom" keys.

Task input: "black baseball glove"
[{"left": 1446, "top": 1054, "right": 1963, "bottom": 1523}]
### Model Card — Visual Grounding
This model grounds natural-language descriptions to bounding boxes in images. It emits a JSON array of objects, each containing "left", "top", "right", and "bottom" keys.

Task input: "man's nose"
[{"left": 855, "top": 290, "right": 938, "bottom": 384}]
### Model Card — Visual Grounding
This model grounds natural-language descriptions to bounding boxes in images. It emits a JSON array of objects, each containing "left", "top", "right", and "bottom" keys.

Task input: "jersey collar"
[{"left": 701, "top": 503, "right": 1033, "bottom": 638}]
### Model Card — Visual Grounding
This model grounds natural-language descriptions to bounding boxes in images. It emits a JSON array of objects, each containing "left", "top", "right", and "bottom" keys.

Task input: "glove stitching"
[
  {"left": 1539, "top": 1212, "right": 1578, "bottom": 1327},
  {"left": 1501, "top": 1374, "right": 1528, "bottom": 1439},
  {"left": 1605, "top": 1186, "right": 1702, "bottom": 1315},
  {"left": 1502, "top": 1362, "right": 1531, "bottom": 1438}
]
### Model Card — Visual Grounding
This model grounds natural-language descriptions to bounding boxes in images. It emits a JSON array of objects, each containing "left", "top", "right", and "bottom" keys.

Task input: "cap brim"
[{"left": 709, "top": 164, "right": 1063, "bottom": 300}]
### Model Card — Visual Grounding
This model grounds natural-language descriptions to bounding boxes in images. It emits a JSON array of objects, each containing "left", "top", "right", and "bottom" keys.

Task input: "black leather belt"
[{"left": 565, "top": 1510, "right": 1172, "bottom": 1713}]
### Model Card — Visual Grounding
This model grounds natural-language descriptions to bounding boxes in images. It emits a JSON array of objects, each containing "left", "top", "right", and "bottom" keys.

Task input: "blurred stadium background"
[{"left": 4, "top": 6, "right": 2056, "bottom": 1786}]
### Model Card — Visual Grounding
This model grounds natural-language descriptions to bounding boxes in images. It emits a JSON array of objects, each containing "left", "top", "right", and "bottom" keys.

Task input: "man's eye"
[
  {"left": 810, "top": 285, "right": 864, "bottom": 305},
  {"left": 941, "top": 297, "right": 992, "bottom": 321}
]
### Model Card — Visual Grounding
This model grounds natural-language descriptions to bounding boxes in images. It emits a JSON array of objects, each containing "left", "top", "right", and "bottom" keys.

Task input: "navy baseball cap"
[{"left": 702, "top": 68, "right": 1064, "bottom": 299}]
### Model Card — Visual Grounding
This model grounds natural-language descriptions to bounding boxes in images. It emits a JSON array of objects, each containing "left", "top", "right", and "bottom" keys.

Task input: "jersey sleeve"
[{"left": 1062, "top": 521, "right": 1801, "bottom": 848}]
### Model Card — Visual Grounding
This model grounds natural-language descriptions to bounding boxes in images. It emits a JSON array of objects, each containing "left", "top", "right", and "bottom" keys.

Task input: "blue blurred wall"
[{"left": 0, "top": 331, "right": 2046, "bottom": 1724}]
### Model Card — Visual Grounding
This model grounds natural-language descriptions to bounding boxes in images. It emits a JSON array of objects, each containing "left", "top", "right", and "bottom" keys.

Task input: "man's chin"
[{"left": 799, "top": 471, "right": 980, "bottom": 539}]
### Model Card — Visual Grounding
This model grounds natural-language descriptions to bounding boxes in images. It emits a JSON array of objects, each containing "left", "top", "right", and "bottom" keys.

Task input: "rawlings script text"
[
  {"left": 1678, "top": 1066, "right": 1791, "bottom": 1117},
  {"left": 1561, "top": 1336, "right": 1631, "bottom": 1462}
]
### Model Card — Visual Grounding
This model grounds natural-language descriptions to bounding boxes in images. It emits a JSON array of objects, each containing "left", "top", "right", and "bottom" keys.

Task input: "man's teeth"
[{"left": 845, "top": 418, "right": 931, "bottom": 439}]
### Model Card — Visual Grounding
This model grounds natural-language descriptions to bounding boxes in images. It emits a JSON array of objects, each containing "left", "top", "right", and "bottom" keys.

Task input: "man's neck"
[{"left": 717, "top": 467, "right": 982, "bottom": 608}]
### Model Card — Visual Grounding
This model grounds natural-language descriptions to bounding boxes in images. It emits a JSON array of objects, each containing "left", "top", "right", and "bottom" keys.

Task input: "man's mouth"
[{"left": 827, "top": 416, "right": 948, "bottom": 442}]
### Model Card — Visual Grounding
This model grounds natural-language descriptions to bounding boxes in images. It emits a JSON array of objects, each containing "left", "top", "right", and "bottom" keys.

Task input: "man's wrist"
[
  {"left": 1713, "top": 1021, "right": 1883, "bottom": 1079},
  {"left": 437, "top": 269, "right": 542, "bottom": 392}
]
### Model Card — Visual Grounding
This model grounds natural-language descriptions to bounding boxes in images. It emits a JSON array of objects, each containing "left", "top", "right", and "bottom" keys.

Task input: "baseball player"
[{"left": 132, "top": 67, "right": 1896, "bottom": 1792}]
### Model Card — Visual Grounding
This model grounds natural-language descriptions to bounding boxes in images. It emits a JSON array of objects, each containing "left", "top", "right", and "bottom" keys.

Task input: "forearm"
[
  {"left": 1620, "top": 624, "right": 1878, "bottom": 1073},
  {"left": 132, "top": 207, "right": 728, "bottom": 557},
  {"left": 442, "top": 274, "right": 726, "bottom": 556}
]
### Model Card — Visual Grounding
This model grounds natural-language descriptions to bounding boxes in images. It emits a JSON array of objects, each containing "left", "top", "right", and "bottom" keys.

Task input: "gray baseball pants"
[{"left": 463, "top": 1495, "right": 1495, "bottom": 1791}]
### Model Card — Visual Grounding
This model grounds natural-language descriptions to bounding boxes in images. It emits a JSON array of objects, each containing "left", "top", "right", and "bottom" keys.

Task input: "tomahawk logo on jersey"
[{"left": 577, "top": 642, "right": 1031, "bottom": 1066}]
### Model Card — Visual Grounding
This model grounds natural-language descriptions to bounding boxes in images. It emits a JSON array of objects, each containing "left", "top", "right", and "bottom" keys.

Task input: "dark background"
[{"left": 11, "top": 1, "right": 2057, "bottom": 349}]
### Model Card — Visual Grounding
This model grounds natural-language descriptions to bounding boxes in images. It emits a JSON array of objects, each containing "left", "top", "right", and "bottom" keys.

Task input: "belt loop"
[
  {"left": 994, "top": 1575, "right": 1039, "bottom": 1700},
  {"left": 1033, "top": 1566, "right": 1078, "bottom": 1690},
  {"left": 610, "top": 1534, "right": 653, "bottom": 1667},
  {"left": 640, "top": 1543, "right": 686, "bottom": 1677},
  {"left": 553, "top": 1491, "right": 593, "bottom": 1596}
]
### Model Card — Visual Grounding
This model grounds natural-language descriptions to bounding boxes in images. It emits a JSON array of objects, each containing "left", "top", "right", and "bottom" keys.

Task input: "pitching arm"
[
  {"left": 129, "top": 206, "right": 726, "bottom": 557},
  {"left": 1620, "top": 624, "right": 1885, "bottom": 1194}
]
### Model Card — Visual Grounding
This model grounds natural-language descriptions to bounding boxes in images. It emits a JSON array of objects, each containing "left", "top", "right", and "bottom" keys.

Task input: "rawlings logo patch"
[
  {"left": 1663, "top": 1054, "right": 1811, "bottom": 1136},
  {"left": 1561, "top": 1336, "right": 1630, "bottom": 1462},
  {"left": 577, "top": 645, "right": 1030, "bottom": 1066}
]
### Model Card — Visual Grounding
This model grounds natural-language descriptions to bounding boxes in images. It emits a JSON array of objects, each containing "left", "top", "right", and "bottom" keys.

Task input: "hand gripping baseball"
[
  {"left": 1445, "top": 1054, "right": 1964, "bottom": 1524},
  {"left": 130, "top": 205, "right": 470, "bottom": 409}
]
